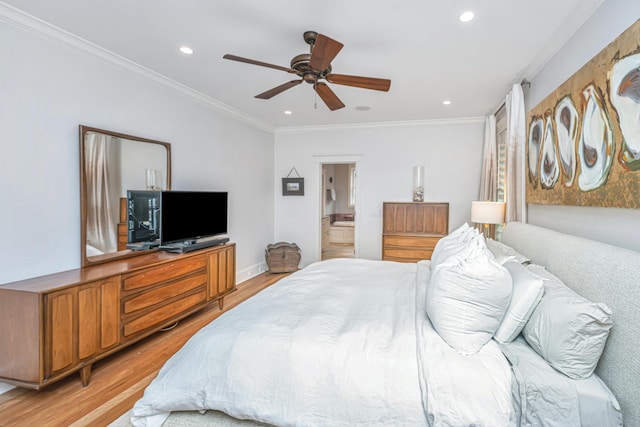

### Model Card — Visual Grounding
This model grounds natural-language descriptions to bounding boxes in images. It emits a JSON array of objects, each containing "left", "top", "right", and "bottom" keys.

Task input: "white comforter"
[{"left": 131, "top": 258, "right": 514, "bottom": 427}]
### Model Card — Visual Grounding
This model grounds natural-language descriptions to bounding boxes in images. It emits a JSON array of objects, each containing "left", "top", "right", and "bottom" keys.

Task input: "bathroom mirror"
[{"left": 80, "top": 125, "right": 171, "bottom": 266}]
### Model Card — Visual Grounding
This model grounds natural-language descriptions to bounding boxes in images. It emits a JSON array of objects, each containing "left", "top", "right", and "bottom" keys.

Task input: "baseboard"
[{"left": 236, "top": 262, "right": 268, "bottom": 284}]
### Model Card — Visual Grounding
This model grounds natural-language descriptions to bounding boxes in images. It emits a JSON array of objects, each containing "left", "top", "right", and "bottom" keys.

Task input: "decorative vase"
[
  {"left": 145, "top": 169, "right": 161, "bottom": 191},
  {"left": 413, "top": 166, "right": 424, "bottom": 202}
]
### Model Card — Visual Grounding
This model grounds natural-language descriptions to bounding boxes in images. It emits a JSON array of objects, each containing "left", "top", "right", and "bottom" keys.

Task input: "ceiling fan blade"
[
  {"left": 326, "top": 74, "right": 391, "bottom": 92},
  {"left": 309, "top": 34, "right": 344, "bottom": 72},
  {"left": 315, "top": 82, "right": 345, "bottom": 111},
  {"left": 223, "top": 54, "right": 297, "bottom": 74},
  {"left": 255, "top": 80, "right": 303, "bottom": 99}
]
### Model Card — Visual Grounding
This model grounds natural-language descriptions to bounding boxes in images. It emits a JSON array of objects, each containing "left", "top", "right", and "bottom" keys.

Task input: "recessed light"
[
  {"left": 459, "top": 11, "right": 474, "bottom": 22},
  {"left": 355, "top": 106, "right": 371, "bottom": 111},
  {"left": 284, "top": 110, "right": 293, "bottom": 115},
  {"left": 179, "top": 46, "right": 194, "bottom": 55},
  {"left": 443, "top": 100, "right": 452, "bottom": 105}
]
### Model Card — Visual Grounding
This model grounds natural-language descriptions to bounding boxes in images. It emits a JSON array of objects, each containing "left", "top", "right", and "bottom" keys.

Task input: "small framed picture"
[{"left": 282, "top": 177, "right": 304, "bottom": 196}]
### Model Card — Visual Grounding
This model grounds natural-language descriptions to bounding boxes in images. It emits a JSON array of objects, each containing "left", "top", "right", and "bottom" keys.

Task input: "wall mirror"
[{"left": 80, "top": 125, "right": 171, "bottom": 267}]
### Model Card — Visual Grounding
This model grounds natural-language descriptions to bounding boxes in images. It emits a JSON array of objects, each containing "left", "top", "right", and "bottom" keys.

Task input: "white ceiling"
[{"left": 3, "top": 0, "right": 604, "bottom": 129}]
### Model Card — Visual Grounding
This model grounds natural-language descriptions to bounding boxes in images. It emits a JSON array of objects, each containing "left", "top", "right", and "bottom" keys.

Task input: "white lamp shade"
[{"left": 471, "top": 201, "right": 505, "bottom": 224}]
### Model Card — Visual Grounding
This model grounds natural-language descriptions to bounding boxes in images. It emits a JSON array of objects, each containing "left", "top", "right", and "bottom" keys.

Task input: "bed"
[{"left": 130, "top": 222, "right": 638, "bottom": 426}]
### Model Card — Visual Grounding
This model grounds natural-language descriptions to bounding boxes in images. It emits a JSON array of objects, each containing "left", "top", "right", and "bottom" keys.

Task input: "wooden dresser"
[
  {"left": 0, "top": 243, "right": 235, "bottom": 389},
  {"left": 382, "top": 202, "right": 449, "bottom": 262}
]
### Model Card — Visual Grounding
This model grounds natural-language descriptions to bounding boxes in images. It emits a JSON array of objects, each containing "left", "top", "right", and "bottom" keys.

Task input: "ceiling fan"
[{"left": 223, "top": 31, "right": 391, "bottom": 111}]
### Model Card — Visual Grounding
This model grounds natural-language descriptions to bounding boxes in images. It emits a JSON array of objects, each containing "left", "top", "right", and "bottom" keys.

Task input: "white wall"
[
  {"left": 0, "top": 16, "right": 274, "bottom": 284},
  {"left": 274, "top": 119, "right": 484, "bottom": 266},
  {"left": 526, "top": 0, "right": 640, "bottom": 251}
]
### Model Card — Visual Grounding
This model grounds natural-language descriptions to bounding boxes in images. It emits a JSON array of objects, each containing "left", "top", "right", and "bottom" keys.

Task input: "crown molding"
[
  {"left": 523, "top": 0, "right": 605, "bottom": 81},
  {"left": 274, "top": 116, "right": 485, "bottom": 134},
  {"left": 0, "top": 2, "right": 275, "bottom": 134}
]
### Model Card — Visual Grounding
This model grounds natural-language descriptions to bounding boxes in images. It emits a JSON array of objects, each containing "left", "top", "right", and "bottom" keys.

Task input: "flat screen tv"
[
  {"left": 160, "top": 191, "right": 228, "bottom": 246},
  {"left": 127, "top": 190, "right": 161, "bottom": 245}
]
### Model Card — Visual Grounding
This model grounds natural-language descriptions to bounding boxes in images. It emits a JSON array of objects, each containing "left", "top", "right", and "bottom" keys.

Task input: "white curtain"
[
  {"left": 476, "top": 115, "right": 498, "bottom": 236},
  {"left": 479, "top": 115, "right": 498, "bottom": 201},
  {"left": 505, "top": 83, "right": 527, "bottom": 223},
  {"left": 85, "top": 133, "right": 118, "bottom": 254}
]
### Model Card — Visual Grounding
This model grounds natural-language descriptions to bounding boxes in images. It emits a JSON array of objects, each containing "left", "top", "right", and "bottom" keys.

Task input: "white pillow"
[
  {"left": 430, "top": 223, "right": 478, "bottom": 269},
  {"left": 426, "top": 237, "right": 513, "bottom": 355},
  {"left": 486, "top": 238, "right": 531, "bottom": 265},
  {"left": 523, "top": 265, "right": 613, "bottom": 379},
  {"left": 493, "top": 261, "right": 544, "bottom": 344},
  {"left": 492, "top": 253, "right": 516, "bottom": 265}
]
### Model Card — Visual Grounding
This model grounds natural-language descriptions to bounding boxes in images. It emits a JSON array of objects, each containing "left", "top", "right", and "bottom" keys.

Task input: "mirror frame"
[{"left": 79, "top": 125, "right": 172, "bottom": 267}]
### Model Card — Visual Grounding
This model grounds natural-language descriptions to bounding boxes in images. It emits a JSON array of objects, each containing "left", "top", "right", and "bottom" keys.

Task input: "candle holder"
[
  {"left": 145, "top": 169, "right": 162, "bottom": 191},
  {"left": 413, "top": 166, "right": 424, "bottom": 202}
]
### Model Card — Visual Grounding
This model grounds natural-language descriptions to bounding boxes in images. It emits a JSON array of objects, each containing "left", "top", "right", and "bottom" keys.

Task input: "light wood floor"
[
  {"left": 0, "top": 272, "right": 288, "bottom": 427},
  {"left": 321, "top": 243, "right": 355, "bottom": 260}
]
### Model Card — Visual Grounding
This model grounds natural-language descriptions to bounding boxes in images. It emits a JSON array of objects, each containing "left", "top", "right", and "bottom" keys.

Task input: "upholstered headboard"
[{"left": 502, "top": 222, "right": 640, "bottom": 425}]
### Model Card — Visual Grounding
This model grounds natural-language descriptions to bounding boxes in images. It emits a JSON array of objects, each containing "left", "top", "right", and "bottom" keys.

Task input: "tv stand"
[
  {"left": 160, "top": 237, "right": 230, "bottom": 253},
  {"left": 0, "top": 243, "right": 236, "bottom": 389}
]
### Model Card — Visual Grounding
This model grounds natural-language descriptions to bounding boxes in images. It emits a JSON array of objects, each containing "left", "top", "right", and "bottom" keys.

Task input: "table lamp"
[{"left": 471, "top": 201, "right": 505, "bottom": 239}]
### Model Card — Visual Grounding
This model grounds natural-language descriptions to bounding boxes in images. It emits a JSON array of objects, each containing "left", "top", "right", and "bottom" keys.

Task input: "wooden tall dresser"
[{"left": 382, "top": 202, "right": 449, "bottom": 262}]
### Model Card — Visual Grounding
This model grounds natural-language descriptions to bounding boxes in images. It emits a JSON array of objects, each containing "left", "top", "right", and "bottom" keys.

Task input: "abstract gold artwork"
[{"left": 526, "top": 19, "right": 640, "bottom": 208}]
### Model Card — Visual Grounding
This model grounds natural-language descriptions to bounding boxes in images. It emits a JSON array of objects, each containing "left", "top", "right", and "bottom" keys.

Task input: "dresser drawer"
[
  {"left": 382, "top": 235, "right": 442, "bottom": 262},
  {"left": 123, "top": 289, "right": 207, "bottom": 337},
  {"left": 383, "top": 235, "right": 441, "bottom": 249},
  {"left": 123, "top": 255, "right": 207, "bottom": 291},
  {"left": 383, "top": 248, "right": 435, "bottom": 262},
  {"left": 123, "top": 272, "right": 207, "bottom": 315}
]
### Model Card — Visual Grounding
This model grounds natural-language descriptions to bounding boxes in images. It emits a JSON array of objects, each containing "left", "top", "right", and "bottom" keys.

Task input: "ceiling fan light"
[{"left": 224, "top": 31, "right": 389, "bottom": 111}]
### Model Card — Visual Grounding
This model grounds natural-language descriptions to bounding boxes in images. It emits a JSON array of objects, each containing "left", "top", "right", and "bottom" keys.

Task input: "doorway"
[{"left": 321, "top": 163, "right": 356, "bottom": 260}]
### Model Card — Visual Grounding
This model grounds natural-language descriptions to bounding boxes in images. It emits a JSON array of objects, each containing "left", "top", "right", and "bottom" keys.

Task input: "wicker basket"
[{"left": 265, "top": 242, "right": 301, "bottom": 273}]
